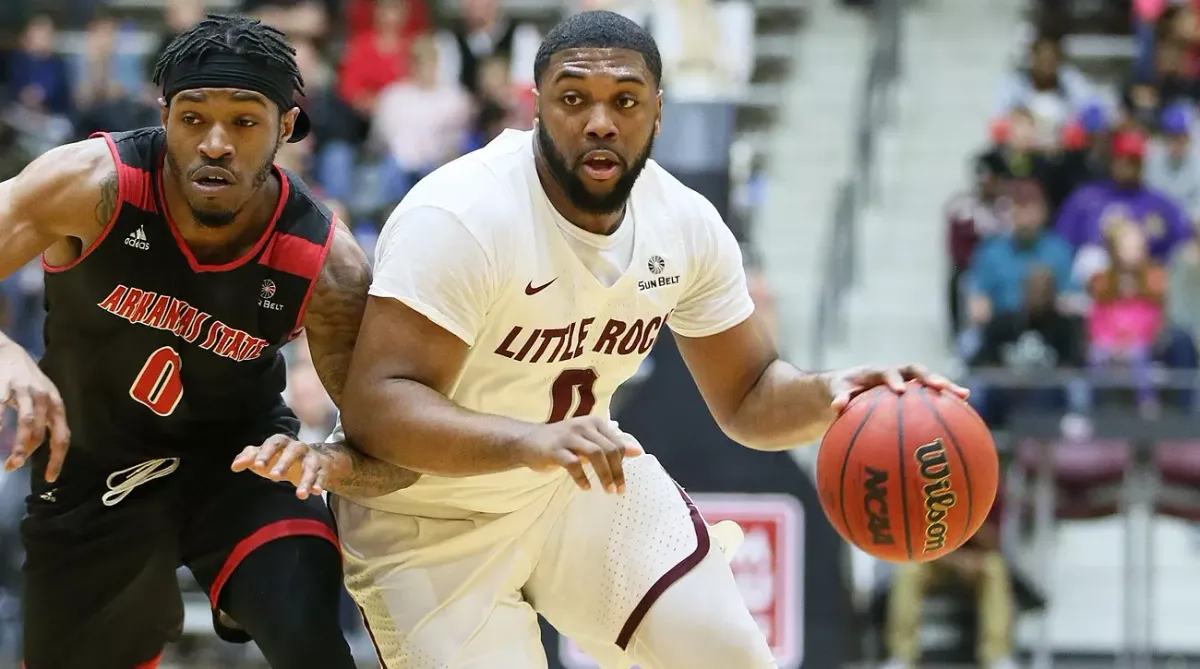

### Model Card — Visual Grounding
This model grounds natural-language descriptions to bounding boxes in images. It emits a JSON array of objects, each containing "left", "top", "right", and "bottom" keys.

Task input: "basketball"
[{"left": 816, "top": 382, "right": 999, "bottom": 562}]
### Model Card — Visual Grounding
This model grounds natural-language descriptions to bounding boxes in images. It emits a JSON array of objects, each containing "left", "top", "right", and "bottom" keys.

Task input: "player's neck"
[
  {"left": 534, "top": 155, "right": 625, "bottom": 235},
  {"left": 161, "top": 171, "right": 282, "bottom": 262}
]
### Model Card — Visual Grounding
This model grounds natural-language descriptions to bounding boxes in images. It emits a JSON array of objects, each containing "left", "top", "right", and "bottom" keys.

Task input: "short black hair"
[
  {"left": 533, "top": 11, "right": 662, "bottom": 87},
  {"left": 152, "top": 14, "right": 304, "bottom": 100}
]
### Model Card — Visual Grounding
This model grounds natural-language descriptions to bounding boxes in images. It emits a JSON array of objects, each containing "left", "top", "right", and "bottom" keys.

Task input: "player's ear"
[
  {"left": 279, "top": 107, "right": 298, "bottom": 144},
  {"left": 654, "top": 90, "right": 663, "bottom": 136},
  {"left": 532, "top": 87, "right": 541, "bottom": 117},
  {"left": 158, "top": 97, "right": 169, "bottom": 128}
]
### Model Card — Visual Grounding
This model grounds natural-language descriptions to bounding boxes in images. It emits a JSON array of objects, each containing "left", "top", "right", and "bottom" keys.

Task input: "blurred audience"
[
  {"left": 1144, "top": 102, "right": 1200, "bottom": 219},
  {"left": 997, "top": 31, "right": 1094, "bottom": 147},
  {"left": 946, "top": 153, "right": 1011, "bottom": 335},
  {"left": 434, "top": 0, "right": 540, "bottom": 95}
]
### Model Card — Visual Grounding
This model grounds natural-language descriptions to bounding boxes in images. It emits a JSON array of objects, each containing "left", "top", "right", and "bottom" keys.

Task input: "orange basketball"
[{"left": 815, "top": 382, "right": 999, "bottom": 562}]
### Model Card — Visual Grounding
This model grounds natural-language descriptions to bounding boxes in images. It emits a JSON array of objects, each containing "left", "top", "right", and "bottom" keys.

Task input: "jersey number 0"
[
  {"left": 129, "top": 346, "right": 184, "bottom": 417},
  {"left": 547, "top": 368, "right": 598, "bottom": 423}
]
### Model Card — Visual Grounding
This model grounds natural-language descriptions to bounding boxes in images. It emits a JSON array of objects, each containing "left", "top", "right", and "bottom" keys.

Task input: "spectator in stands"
[
  {"left": 1121, "top": 37, "right": 1199, "bottom": 130},
  {"left": 471, "top": 54, "right": 535, "bottom": 145},
  {"left": 337, "top": 0, "right": 413, "bottom": 120},
  {"left": 1050, "top": 103, "right": 1112, "bottom": 211},
  {"left": 149, "top": 0, "right": 205, "bottom": 74},
  {"left": 1167, "top": 234, "right": 1200, "bottom": 354},
  {"left": 344, "top": 0, "right": 430, "bottom": 42},
  {"left": 370, "top": 35, "right": 473, "bottom": 206},
  {"left": 284, "top": 340, "right": 337, "bottom": 443},
  {"left": 883, "top": 515, "right": 1015, "bottom": 669},
  {"left": 5, "top": 14, "right": 74, "bottom": 156},
  {"left": 243, "top": 0, "right": 331, "bottom": 42},
  {"left": 1055, "top": 130, "right": 1194, "bottom": 263},
  {"left": 996, "top": 31, "right": 1093, "bottom": 148},
  {"left": 1086, "top": 222, "right": 1168, "bottom": 415},
  {"left": 434, "top": 0, "right": 540, "bottom": 96},
  {"left": 982, "top": 108, "right": 1056, "bottom": 192},
  {"left": 964, "top": 180, "right": 1077, "bottom": 349},
  {"left": 946, "top": 152, "right": 1010, "bottom": 335},
  {"left": 1144, "top": 102, "right": 1200, "bottom": 221},
  {"left": 70, "top": 12, "right": 159, "bottom": 139},
  {"left": 295, "top": 38, "right": 360, "bottom": 206}
]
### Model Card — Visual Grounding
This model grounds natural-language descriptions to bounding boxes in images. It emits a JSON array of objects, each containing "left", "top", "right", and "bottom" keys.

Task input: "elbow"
[{"left": 718, "top": 416, "right": 828, "bottom": 452}]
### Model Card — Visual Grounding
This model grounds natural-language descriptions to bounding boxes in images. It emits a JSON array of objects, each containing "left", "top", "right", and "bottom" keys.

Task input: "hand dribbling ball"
[{"left": 816, "top": 382, "right": 999, "bottom": 562}]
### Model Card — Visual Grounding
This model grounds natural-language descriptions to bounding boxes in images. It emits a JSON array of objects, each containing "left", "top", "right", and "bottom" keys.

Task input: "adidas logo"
[{"left": 124, "top": 226, "right": 149, "bottom": 251}]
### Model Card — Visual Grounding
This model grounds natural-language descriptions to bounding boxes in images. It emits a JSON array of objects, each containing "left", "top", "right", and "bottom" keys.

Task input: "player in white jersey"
[{"left": 235, "top": 10, "right": 966, "bottom": 669}]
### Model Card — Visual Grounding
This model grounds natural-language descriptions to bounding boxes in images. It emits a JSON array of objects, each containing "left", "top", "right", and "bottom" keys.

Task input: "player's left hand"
[
  {"left": 231, "top": 434, "right": 348, "bottom": 499},
  {"left": 829, "top": 364, "right": 968, "bottom": 413}
]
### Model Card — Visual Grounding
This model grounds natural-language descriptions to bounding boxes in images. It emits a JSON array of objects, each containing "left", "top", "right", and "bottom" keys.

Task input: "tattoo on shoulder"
[{"left": 95, "top": 171, "right": 119, "bottom": 228}]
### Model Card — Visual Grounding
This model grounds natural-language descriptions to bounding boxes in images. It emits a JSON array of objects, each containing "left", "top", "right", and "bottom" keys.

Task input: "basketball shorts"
[
  {"left": 20, "top": 439, "right": 338, "bottom": 669},
  {"left": 331, "top": 454, "right": 776, "bottom": 669}
]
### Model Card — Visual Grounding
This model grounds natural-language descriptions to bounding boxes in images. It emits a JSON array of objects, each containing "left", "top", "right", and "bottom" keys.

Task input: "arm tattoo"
[
  {"left": 95, "top": 171, "right": 118, "bottom": 228},
  {"left": 303, "top": 227, "right": 421, "bottom": 497}
]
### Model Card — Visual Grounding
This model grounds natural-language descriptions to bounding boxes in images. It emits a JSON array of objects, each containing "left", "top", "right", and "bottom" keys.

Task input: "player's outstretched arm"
[
  {"left": 672, "top": 192, "right": 967, "bottom": 451},
  {"left": 235, "top": 224, "right": 422, "bottom": 498},
  {"left": 0, "top": 137, "right": 116, "bottom": 481}
]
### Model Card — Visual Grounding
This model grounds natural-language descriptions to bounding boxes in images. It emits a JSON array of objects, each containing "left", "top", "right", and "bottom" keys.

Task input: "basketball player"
[
  {"left": 0, "top": 15, "right": 419, "bottom": 669},
  {"left": 240, "top": 11, "right": 967, "bottom": 669}
]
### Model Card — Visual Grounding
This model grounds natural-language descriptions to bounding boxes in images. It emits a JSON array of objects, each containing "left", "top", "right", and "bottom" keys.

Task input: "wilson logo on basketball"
[
  {"left": 915, "top": 439, "right": 957, "bottom": 553},
  {"left": 862, "top": 467, "right": 894, "bottom": 545}
]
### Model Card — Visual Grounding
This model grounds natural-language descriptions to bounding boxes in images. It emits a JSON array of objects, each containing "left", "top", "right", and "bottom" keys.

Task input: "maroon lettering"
[
  {"left": 514, "top": 328, "right": 542, "bottom": 362},
  {"left": 617, "top": 320, "right": 644, "bottom": 355},
  {"left": 591, "top": 319, "right": 626, "bottom": 355},
  {"left": 638, "top": 316, "right": 664, "bottom": 354},
  {"left": 494, "top": 326, "right": 523, "bottom": 359},
  {"left": 573, "top": 317, "right": 594, "bottom": 358},
  {"left": 97, "top": 285, "right": 127, "bottom": 313},
  {"left": 531, "top": 327, "right": 570, "bottom": 363},
  {"left": 558, "top": 322, "right": 578, "bottom": 362}
]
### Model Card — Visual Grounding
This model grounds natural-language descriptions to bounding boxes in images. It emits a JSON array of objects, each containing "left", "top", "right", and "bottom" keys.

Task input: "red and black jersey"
[{"left": 39, "top": 127, "right": 337, "bottom": 459}]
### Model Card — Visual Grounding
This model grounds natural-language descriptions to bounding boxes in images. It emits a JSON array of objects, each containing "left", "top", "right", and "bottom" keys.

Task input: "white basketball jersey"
[{"left": 349, "top": 130, "right": 753, "bottom": 514}]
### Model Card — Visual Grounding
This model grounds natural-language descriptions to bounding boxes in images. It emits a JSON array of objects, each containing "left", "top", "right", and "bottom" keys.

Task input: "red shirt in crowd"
[
  {"left": 337, "top": 31, "right": 412, "bottom": 112},
  {"left": 345, "top": 0, "right": 429, "bottom": 39}
]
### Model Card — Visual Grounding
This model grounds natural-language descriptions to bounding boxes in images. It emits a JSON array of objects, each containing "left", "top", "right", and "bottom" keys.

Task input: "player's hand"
[
  {"left": 231, "top": 434, "right": 349, "bottom": 499},
  {"left": 828, "top": 364, "right": 969, "bottom": 413},
  {"left": 520, "top": 417, "right": 644, "bottom": 494},
  {"left": 0, "top": 342, "right": 69, "bottom": 482}
]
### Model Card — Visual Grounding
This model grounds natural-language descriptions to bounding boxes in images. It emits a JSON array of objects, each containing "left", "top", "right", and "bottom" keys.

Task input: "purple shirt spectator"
[
  {"left": 1054, "top": 130, "right": 1194, "bottom": 262},
  {"left": 1054, "top": 182, "right": 1194, "bottom": 260}
]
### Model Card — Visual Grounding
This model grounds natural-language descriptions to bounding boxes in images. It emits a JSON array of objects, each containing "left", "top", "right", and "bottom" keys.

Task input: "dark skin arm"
[
  {"left": 676, "top": 313, "right": 965, "bottom": 450},
  {"left": 234, "top": 225, "right": 421, "bottom": 497},
  {"left": 341, "top": 296, "right": 535, "bottom": 476},
  {"left": 0, "top": 138, "right": 117, "bottom": 480},
  {"left": 341, "top": 295, "right": 640, "bottom": 493}
]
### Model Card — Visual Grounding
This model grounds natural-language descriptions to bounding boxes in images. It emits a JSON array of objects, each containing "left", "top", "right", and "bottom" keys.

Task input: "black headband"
[{"left": 162, "top": 52, "right": 310, "bottom": 143}]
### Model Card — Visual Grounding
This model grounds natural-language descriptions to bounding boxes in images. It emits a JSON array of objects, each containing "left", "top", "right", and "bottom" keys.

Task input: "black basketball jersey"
[{"left": 39, "top": 128, "right": 337, "bottom": 459}]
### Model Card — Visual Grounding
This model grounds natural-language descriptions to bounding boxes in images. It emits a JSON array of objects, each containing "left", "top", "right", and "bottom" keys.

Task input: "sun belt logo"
[
  {"left": 915, "top": 438, "right": 956, "bottom": 553},
  {"left": 259, "top": 279, "right": 283, "bottom": 312},
  {"left": 638, "top": 254, "right": 680, "bottom": 292},
  {"left": 124, "top": 225, "right": 149, "bottom": 251}
]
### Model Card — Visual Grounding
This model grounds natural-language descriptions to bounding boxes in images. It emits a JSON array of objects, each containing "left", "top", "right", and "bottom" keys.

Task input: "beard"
[
  {"left": 536, "top": 119, "right": 654, "bottom": 215},
  {"left": 164, "top": 144, "right": 278, "bottom": 229}
]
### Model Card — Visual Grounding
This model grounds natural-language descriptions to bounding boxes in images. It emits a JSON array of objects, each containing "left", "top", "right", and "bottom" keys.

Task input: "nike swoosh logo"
[{"left": 525, "top": 278, "right": 557, "bottom": 295}]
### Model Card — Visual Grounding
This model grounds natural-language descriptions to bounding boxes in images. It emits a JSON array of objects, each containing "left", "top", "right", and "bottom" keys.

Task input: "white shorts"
[{"left": 330, "top": 455, "right": 775, "bottom": 669}]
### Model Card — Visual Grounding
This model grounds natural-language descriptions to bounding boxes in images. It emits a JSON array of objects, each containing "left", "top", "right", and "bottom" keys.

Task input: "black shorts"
[{"left": 20, "top": 441, "right": 339, "bottom": 668}]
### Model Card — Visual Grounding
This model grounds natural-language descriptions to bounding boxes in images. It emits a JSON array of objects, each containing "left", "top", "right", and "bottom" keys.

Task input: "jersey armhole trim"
[
  {"left": 41, "top": 132, "right": 127, "bottom": 274},
  {"left": 291, "top": 212, "right": 342, "bottom": 335}
]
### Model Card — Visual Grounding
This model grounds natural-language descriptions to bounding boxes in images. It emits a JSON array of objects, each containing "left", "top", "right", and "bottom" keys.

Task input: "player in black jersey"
[{"left": 0, "top": 15, "right": 418, "bottom": 669}]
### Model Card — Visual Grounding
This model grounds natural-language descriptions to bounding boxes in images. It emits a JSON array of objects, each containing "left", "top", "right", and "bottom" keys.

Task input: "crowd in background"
[{"left": 948, "top": 8, "right": 1200, "bottom": 429}]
